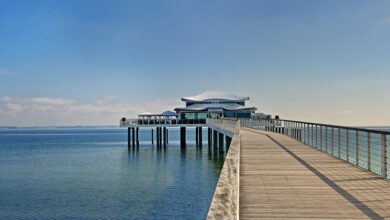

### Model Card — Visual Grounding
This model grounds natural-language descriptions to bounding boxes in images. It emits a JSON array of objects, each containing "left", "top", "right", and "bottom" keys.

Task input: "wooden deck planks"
[{"left": 239, "top": 128, "right": 390, "bottom": 219}]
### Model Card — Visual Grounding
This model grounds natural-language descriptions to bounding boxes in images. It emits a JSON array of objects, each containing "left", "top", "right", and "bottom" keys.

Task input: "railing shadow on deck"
[{"left": 244, "top": 128, "right": 384, "bottom": 220}]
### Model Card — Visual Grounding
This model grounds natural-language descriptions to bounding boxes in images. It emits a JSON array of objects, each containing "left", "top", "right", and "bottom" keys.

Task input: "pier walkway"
[{"left": 240, "top": 127, "right": 390, "bottom": 219}]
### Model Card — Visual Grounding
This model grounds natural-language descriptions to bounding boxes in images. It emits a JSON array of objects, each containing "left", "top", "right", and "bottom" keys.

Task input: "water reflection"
[
  {"left": 0, "top": 127, "right": 222, "bottom": 220},
  {"left": 125, "top": 143, "right": 226, "bottom": 173}
]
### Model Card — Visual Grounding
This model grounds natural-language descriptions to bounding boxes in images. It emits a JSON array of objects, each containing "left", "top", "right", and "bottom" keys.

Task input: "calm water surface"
[{"left": 0, "top": 127, "right": 225, "bottom": 220}]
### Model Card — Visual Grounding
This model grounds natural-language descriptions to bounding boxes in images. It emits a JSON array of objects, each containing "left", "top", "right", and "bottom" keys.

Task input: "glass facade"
[
  {"left": 176, "top": 94, "right": 256, "bottom": 119},
  {"left": 184, "top": 113, "right": 195, "bottom": 119},
  {"left": 198, "top": 113, "right": 208, "bottom": 119}
]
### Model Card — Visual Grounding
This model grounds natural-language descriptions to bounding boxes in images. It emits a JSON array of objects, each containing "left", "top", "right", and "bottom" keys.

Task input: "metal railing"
[
  {"left": 120, "top": 119, "right": 138, "bottom": 126},
  {"left": 241, "top": 118, "right": 390, "bottom": 179},
  {"left": 120, "top": 118, "right": 207, "bottom": 126}
]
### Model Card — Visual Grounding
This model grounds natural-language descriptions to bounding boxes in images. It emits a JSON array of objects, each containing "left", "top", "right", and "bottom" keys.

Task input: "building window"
[
  {"left": 198, "top": 113, "right": 207, "bottom": 119},
  {"left": 184, "top": 113, "right": 195, "bottom": 119}
]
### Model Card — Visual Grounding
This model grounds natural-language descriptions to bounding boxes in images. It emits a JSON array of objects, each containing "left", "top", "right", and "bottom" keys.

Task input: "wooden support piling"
[
  {"left": 180, "top": 127, "right": 186, "bottom": 147},
  {"left": 208, "top": 128, "right": 212, "bottom": 147},
  {"left": 218, "top": 132, "right": 224, "bottom": 153},
  {"left": 136, "top": 127, "right": 139, "bottom": 146},
  {"left": 195, "top": 127, "right": 199, "bottom": 146},
  {"left": 163, "top": 127, "right": 167, "bottom": 147},
  {"left": 132, "top": 128, "right": 135, "bottom": 147},
  {"left": 156, "top": 127, "right": 160, "bottom": 147},
  {"left": 128, "top": 127, "right": 131, "bottom": 149},
  {"left": 151, "top": 129, "right": 154, "bottom": 145},
  {"left": 199, "top": 127, "right": 202, "bottom": 147},
  {"left": 213, "top": 130, "right": 218, "bottom": 149},
  {"left": 166, "top": 128, "right": 168, "bottom": 144}
]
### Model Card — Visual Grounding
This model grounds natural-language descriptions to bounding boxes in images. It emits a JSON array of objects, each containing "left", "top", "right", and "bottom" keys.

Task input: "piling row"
[{"left": 127, "top": 126, "right": 231, "bottom": 153}]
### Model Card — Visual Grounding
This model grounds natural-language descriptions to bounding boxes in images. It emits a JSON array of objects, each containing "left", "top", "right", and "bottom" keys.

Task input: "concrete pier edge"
[{"left": 206, "top": 131, "right": 240, "bottom": 220}]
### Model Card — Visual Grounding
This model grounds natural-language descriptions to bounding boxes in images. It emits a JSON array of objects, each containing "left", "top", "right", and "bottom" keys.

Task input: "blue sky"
[{"left": 0, "top": 0, "right": 390, "bottom": 126}]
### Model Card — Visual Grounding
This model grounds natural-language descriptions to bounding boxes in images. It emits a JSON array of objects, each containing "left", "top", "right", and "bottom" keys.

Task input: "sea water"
[{"left": 0, "top": 127, "right": 225, "bottom": 219}]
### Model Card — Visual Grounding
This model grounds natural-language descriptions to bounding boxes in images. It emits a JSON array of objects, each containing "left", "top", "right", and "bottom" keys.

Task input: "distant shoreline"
[
  {"left": 0, "top": 125, "right": 119, "bottom": 129},
  {"left": 1, "top": 125, "right": 390, "bottom": 130}
]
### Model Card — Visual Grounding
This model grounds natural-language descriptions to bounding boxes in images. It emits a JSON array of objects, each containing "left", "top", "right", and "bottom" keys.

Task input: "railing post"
[
  {"left": 346, "top": 129, "right": 350, "bottom": 162},
  {"left": 320, "top": 126, "right": 323, "bottom": 151},
  {"left": 308, "top": 124, "right": 311, "bottom": 144},
  {"left": 284, "top": 121, "right": 287, "bottom": 135},
  {"left": 381, "top": 133, "right": 387, "bottom": 179},
  {"left": 338, "top": 128, "right": 341, "bottom": 158},
  {"left": 291, "top": 122, "right": 296, "bottom": 138},
  {"left": 293, "top": 122, "right": 295, "bottom": 139},
  {"left": 306, "top": 123, "right": 309, "bottom": 144},
  {"left": 292, "top": 122, "right": 295, "bottom": 138},
  {"left": 331, "top": 127, "right": 334, "bottom": 156},
  {"left": 311, "top": 124, "right": 314, "bottom": 147},
  {"left": 367, "top": 132, "right": 371, "bottom": 171},
  {"left": 300, "top": 123, "right": 302, "bottom": 141},
  {"left": 287, "top": 121, "right": 290, "bottom": 136},
  {"left": 356, "top": 131, "right": 359, "bottom": 167},
  {"left": 315, "top": 125, "right": 318, "bottom": 148},
  {"left": 325, "top": 126, "right": 328, "bottom": 153},
  {"left": 293, "top": 122, "right": 297, "bottom": 139}
]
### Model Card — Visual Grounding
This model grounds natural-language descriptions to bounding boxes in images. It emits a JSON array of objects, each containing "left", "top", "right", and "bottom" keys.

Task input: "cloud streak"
[
  {"left": 370, "top": 16, "right": 390, "bottom": 36},
  {"left": 0, "top": 96, "right": 181, "bottom": 126},
  {"left": 0, "top": 69, "right": 15, "bottom": 77},
  {"left": 31, "top": 97, "right": 76, "bottom": 105}
]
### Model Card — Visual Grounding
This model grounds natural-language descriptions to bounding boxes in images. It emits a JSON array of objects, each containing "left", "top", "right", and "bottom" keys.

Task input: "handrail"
[
  {"left": 120, "top": 118, "right": 207, "bottom": 126},
  {"left": 282, "top": 119, "right": 390, "bottom": 135},
  {"left": 241, "top": 118, "right": 389, "bottom": 179}
]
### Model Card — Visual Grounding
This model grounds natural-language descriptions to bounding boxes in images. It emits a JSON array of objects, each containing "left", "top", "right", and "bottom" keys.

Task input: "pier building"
[
  {"left": 174, "top": 91, "right": 257, "bottom": 120},
  {"left": 120, "top": 93, "right": 390, "bottom": 219},
  {"left": 120, "top": 91, "right": 258, "bottom": 149}
]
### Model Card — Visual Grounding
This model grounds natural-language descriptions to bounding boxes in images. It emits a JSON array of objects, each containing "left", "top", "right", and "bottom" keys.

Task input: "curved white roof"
[
  {"left": 140, "top": 112, "right": 154, "bottom": 115},
  {"left": 182, "top": 91, "right": 249, "bottom": 102},
  {"left": 175, "top": 103, "right": 257, "bottom": 112}
]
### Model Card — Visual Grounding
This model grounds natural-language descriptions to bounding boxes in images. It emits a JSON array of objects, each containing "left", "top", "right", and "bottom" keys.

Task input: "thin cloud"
[
  {"left": 0, "top": 96, "right": 181, "bottom": 126},
  {"left": 2, "top": 96, "right": 11, "bottom": 102},
  {"left": 370, "top": 16, "right": 390, "bottom": 37},
  {"left": 0, "top": 69, "right": 15, "bottom": 77},
  {"left": 31, "top": 97, "right": 76, "bottom": 105}
]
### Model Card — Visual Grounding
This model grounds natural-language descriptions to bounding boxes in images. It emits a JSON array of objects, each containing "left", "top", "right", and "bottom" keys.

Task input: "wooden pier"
[
  {"left": 207, "top": 118, "right": 390, "bottom": 220},
  {"left": 121, "top": 117, "right": 390, "bottom": 219}
]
